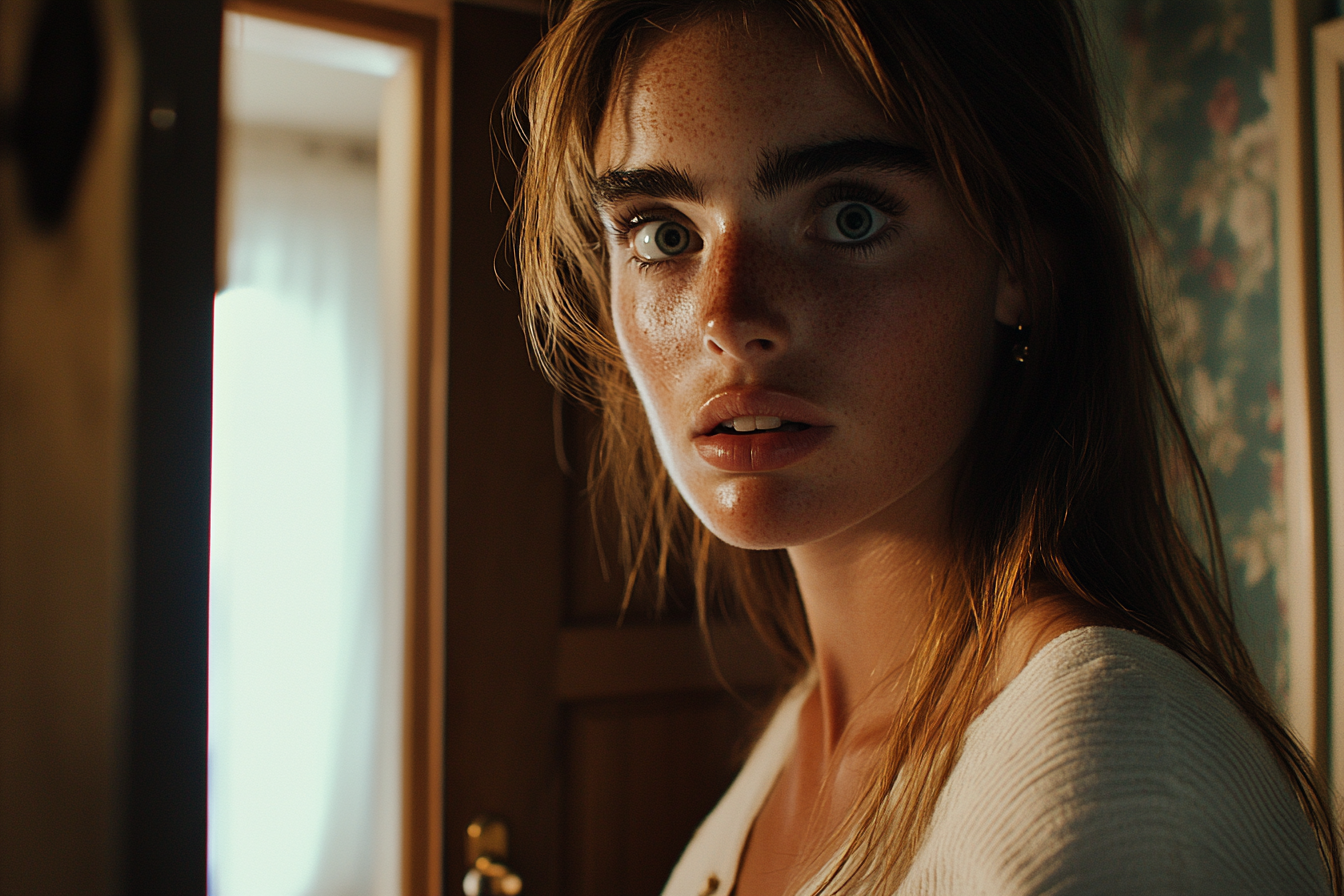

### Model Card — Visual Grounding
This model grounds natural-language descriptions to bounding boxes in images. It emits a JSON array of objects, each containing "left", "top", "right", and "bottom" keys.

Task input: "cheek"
[
  {"left": 817, "top": 253, "right": 998, "bottom": 392},
  {"left": 615, "top": 281, "right": 697, "bottom": 383},
  {"left": 610, "top": 277, "right": 698, "bottom": 452},
  {"left": 823, "top": 253, "right": 1000, "bottom": 471}
]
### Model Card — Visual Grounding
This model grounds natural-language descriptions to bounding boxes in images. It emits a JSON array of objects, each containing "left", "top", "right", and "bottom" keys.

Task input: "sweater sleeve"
[{"left": 898, "top": 629, "right": 1329, "bottom": 896}]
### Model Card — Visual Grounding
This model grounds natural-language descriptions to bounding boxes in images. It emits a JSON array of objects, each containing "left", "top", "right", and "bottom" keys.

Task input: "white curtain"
[{"left": 209, "top": 125, "right": 404, "bottom": 896}]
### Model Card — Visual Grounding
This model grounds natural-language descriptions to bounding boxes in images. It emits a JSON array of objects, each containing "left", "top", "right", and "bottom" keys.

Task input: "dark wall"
[{"left": 125, "top": 0, "right": 218, "bottom": 892}]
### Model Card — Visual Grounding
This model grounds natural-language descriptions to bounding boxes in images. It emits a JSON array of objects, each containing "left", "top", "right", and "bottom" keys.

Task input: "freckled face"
[{"left": 594, "top": 17, "right": 1022, "bottom": 551}]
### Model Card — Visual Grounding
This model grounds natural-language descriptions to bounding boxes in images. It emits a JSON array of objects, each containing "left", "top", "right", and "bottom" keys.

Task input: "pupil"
[
  {"left": 656, "top": 223, "right": 686, "bottom": 254},
  {"left": 839, "top": 204, "right": 872, "bottom": 239}
]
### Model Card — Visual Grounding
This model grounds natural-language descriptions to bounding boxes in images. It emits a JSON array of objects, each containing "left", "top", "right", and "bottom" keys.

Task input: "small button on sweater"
[{"left": 662, "top": 627, "right": 1330, "bottom": 896}]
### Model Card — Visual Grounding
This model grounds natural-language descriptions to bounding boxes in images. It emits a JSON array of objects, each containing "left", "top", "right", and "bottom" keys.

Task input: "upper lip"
[{"left": 692, "top": 386, "right": 832, "bottom": 436}]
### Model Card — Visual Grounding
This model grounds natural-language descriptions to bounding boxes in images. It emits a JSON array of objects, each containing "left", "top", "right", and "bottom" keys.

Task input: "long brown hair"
[{"left": 508, "top": 0, "right": 1341, "bottom": 889}]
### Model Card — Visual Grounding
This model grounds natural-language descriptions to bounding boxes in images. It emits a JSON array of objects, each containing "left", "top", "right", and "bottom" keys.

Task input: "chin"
[{"left": 678, "top": 474, "right": 858, "bottom": 551}]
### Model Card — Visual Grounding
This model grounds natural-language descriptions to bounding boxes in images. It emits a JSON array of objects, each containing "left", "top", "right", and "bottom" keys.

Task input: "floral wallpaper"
[{"left": 1080, "top": 0, "right": 1288, "bottom": 699}]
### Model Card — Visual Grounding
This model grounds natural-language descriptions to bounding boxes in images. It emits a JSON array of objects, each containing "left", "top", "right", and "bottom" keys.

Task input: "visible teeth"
[{"left": 730, "top": 415, "right": 783, "bottom": 432}]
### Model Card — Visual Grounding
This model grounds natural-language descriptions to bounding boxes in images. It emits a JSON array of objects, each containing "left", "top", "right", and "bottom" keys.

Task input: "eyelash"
[
  {"left": 606, "top": 182, "right": 909, "bottom": 268},
  {"left": 605, "top": 214, "right": 650, "bottom": 239}
]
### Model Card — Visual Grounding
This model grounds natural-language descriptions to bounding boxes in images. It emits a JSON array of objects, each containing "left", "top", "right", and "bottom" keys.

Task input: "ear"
[{"left": 993, "top": 261, "right": 1028, "bottom": 328}]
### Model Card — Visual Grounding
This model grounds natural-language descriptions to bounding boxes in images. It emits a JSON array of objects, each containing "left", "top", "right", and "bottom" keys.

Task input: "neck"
[{"left": 787, "top": 506, "right": 948, "bottom": 760}]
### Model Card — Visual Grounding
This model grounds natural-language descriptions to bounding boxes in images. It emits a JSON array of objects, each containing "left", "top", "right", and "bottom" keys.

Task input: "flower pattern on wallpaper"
[{"left": 1085, "top": 0, "right": 1287, "bottom": 698}]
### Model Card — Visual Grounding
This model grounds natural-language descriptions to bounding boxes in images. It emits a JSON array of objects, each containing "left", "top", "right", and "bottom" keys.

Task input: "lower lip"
[{"left": 692, "top": 427, "right": 831, "bottom": 473}]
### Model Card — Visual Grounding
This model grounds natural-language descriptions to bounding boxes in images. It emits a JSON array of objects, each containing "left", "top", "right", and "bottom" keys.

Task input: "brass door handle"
[
  {"left": 462, "top": 858, "right": 522, "bottom": 896},
  {"left": 463, "top": 816, "right": 522, "bottom": 896}
]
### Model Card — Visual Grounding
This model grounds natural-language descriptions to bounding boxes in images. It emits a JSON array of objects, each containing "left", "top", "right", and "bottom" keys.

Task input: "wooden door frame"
[{"left": 127, "top": 1, "right": 221, "bottom": 890}]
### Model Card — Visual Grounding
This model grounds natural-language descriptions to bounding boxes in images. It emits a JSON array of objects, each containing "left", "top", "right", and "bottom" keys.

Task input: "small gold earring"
[{"left": 1011, "top": 324, "right": 1030, "bottom": 363}]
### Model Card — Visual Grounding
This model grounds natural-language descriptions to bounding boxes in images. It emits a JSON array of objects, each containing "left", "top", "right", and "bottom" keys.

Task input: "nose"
[{"left": 699, "top": 234, "right": 790, "bottom": 361}]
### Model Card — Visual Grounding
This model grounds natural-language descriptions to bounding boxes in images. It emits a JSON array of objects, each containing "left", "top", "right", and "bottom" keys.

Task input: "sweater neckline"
[
  {"left": 668, "top": 626, "right": 1150, "bottom": 896},
  {"left": 736, "top": 626, "right": 1141, "bottom": 893}
]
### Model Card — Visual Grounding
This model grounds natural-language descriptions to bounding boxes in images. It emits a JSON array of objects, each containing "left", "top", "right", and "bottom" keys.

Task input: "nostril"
[{"left": 703, "top": 317, "right": 787, "bottom": 359}]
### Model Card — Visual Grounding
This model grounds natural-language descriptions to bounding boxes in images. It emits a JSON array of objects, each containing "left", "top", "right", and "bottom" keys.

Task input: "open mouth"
[{"left": 710, "top": 415, "right": 813, "bottom": 435}]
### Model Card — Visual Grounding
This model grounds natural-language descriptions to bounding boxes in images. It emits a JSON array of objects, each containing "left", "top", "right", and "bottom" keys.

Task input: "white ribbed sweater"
[{"left": 662, "top": 627, "right": 1329, "bottom": 895}]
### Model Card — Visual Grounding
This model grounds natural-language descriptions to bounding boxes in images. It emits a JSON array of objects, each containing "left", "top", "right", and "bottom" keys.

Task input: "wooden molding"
[
  {"left": 1315, "top": 15, "right": 1344, "bottom": 790},
  {"left": 262, "top": 0, "right": 542, "bottom": 19},
  {"left": 1272, "top": 0, "right": 1331, "bottom": 768},
  {"left": 460, "top": 0, "right": 542, "bottom": 12},
  {"left": 227, "top": 0, "right": 440, "bottom": 45},
  {"left": 555, "top": 624, "right": 786, "bottom": 702},
  {"left": 415, "top": 8, "right": 451, "bottom": 896}
]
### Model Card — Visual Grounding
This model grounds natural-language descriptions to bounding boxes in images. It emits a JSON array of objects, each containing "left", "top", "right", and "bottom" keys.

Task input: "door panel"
[{"left": 563, "top": 693, "right": 765, "bottom": 896}]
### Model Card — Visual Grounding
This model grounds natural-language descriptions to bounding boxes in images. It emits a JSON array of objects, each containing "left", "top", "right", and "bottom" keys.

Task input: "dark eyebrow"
[
  {"left": 753, "top": 138, "right": 932, "bottom": 199},
  {"left": 591, "top": 164, "right": 705, "bottom": 210}
]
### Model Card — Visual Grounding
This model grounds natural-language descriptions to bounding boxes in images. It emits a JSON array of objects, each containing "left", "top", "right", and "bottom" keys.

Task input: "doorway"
[{"left": 209, "top": 11, "right": 419, "bottom": 895}]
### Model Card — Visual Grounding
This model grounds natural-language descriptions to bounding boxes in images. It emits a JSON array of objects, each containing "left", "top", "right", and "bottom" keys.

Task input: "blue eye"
[
  {"left": 821, "top": 201, "right": 887, "bottom": 243},
  {"left": 632, "top": 220, "right": 693, "bottom": 261}
]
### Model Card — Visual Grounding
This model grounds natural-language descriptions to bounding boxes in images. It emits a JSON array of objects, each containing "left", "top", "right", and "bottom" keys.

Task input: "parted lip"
[{"left": 692, "top": 387, "right": 833, "bottom": 437}]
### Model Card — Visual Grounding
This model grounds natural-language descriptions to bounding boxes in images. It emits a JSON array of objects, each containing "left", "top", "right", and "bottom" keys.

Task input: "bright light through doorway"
[{"left": 209, "top": 13, "right": 417, "bottom": 896}]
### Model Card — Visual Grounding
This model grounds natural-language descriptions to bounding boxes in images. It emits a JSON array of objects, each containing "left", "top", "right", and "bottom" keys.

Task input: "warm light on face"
[{"left": 596, "top": 16, "right": 1023, "bottom": 553}]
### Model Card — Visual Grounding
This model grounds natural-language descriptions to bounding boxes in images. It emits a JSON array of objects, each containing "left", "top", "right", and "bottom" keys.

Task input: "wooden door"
[
  {"left": 443, "top": 4, "right": 785, "bottom": 894},
  {"left": 1, "top": 1, "right": 219, "bottom": 892}
]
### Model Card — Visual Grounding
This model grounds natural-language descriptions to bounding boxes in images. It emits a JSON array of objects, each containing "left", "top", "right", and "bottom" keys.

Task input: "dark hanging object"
[{"left": 11, "top": 0, "right": 104, "bottom": 231}]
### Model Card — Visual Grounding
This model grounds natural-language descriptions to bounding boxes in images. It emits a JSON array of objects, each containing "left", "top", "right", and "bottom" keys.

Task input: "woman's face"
[{"left": 594, "top": 16, "right": 1023, "bottom": 551}]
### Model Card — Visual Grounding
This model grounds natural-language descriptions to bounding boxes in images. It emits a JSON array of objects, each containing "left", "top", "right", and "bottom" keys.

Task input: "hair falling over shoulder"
[{"left": 507, "top": 0, "right": 1342, "bottom": 890}]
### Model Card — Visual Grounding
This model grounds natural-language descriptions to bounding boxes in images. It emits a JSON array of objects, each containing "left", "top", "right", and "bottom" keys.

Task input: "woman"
[{"left": 510, "top": 1, "right": 1340, "bottom": 892}]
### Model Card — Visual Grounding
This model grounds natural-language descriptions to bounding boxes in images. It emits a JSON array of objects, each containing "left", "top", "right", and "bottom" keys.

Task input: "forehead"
[{"left": 595, "top": 14, "right": 894, "bottom": 174}]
